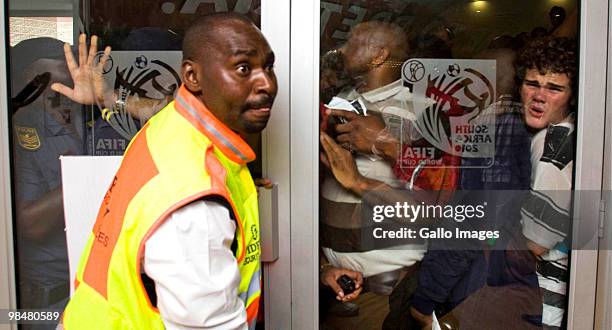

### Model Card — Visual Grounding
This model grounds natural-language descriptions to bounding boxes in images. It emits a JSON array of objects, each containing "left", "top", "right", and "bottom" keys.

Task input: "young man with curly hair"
[{"left": 517, "top": 36, "right": 577, "bottom": 329}]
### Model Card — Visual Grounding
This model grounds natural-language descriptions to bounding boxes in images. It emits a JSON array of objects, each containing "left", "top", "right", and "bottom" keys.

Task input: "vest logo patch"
[
  {"left": 251, "top": 225, "right": 259, "bottom": 241},
  {"left": 15, "top": 126, "right": 40, "bottom": 150}
]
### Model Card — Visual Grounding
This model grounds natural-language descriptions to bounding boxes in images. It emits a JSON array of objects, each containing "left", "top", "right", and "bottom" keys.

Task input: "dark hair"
[
  {"left": 182, "top": 12, "right": 255, "bottom": 61},
  {"left": 516, "top": 36, "right": 577, "bottom": 94}
]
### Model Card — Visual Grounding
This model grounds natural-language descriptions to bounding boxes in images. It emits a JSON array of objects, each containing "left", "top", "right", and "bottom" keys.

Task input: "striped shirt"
[{"left": 521, "top": 117, "right": 575, "bottom": 329}]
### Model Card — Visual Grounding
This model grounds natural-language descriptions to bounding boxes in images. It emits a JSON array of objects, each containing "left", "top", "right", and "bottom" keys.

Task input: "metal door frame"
[
  {"left": 594, "top": 0, "right": 612, "bottom": 329},
  {"left": 261, "top": 0, "right": 293, "bottom": 329},
  {"left": 290, "top": 0, "right": 320, "bottom": 328},
  {"left": 567, "top": 1, "right": 609, "bottom": 328}
]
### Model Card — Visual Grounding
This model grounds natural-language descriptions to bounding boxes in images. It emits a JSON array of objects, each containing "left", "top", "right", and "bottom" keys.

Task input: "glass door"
[
  {"left": 290, "top": 0, "right": 608, "bottom": 329},
  {"left": 0, "top": 0, "right": 292, "bottom": 329}
]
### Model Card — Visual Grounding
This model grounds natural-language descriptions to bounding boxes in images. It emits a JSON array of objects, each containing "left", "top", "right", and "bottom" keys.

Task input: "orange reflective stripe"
[
  {"left": 82, "top": 128, "right": 159, "bottom": 298},
  {"left": 174, "top": 86, "right": 255, "bottom": 164},
  {"left": 246, "top": 297, "right": 259, "bottom": 323}
]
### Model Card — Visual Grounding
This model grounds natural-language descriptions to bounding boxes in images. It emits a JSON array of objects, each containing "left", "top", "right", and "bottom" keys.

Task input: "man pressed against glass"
[{"left": 58, "top": 13, "right": 277, "bottom": 329}]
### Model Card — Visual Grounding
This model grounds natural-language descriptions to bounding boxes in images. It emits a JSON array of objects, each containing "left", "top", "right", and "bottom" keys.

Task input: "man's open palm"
[{"left": 51, "top": 34, "right": 112, "bottom": 106}]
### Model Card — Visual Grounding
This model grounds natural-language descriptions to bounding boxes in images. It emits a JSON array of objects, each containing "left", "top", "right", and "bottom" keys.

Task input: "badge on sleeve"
[{"left": 15, "top": 126, "right": 41, "bottom": 150}]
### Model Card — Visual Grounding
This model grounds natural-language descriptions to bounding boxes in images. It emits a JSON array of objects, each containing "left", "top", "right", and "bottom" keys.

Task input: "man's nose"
[
  {"left": 254, "top": 70, "right": 277, "bottom": 96},
  {"left": 533, "top": 87, "right": 546, "bottom": 102}
]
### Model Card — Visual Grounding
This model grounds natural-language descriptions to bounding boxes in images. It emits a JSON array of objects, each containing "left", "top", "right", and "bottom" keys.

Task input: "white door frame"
[
  {"left": 260, "top": 0, "right": 293, "bottom": 329},
  {"left": 567, "top": 0, "right": 609, "bottom": 329},
  {"left": 289, "top": 0, "right": 321, "bottom": 329},
  {"left": 594, "top": 0, "right": 612, "bottom": 329}
]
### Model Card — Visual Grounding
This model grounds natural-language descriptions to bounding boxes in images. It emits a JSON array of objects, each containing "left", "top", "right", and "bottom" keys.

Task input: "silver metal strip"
[{"left": 594, "top": 0, "right": 612, "bottom": 328}]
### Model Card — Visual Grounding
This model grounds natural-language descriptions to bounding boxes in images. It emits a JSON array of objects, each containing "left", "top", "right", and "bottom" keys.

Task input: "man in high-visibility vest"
[{"left": 53, "top": 13, "right": 277, "bottom": 329}]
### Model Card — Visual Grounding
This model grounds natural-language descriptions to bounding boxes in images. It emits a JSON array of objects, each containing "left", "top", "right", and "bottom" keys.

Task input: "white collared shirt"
[{"left": 144, "top": 200, "right": 247, "bottom": 330}]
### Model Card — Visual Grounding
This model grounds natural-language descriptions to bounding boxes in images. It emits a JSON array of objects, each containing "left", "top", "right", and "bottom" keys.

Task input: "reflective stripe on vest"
[{"left": 63, "top": 85, "right": 261, "bottom": 329}]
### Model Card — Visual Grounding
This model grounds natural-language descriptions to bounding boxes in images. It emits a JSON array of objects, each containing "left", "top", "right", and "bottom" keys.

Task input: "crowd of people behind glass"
[{"left": 318, "top": 5, "right": 577, "bottom": 330}]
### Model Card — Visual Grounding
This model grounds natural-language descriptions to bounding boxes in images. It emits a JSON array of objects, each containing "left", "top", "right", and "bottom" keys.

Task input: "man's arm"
[
  {"left": 51, "top": 34, "right": 169, "bottom": 122},
  {"left": 144, "top": 200, "right": 247, "bottom": 329},
  {"left": 521, "top": 129, "right": 573, "bottom": 256},
  {"left": 13, "top": 146, "right": 64, "bottom": 241},
  {"left": 16, "top": 188, "right": 64, "bottom": 241},
  {"left": 410, "top": 249, "right": 482, "bottom": 327},
  {"left": 51, "top": 34, "right": 112, "bottom": 107},
  {"left": 320, "top": 131, "right": 389, "bottom": 196},
  {"left": 326, "top": 109, "right": 401, "bottom": 164},
  {"left": 319, "top": 254, "right": 363, "bottom": 302}
]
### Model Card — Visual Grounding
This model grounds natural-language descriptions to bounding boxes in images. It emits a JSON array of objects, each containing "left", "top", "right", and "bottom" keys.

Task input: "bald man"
[
  {"left": 60, "top": 13, "right": 276, "bottom": 329},
  {"left": 319, "top": 21, "right": 427, "bottom": 313}
]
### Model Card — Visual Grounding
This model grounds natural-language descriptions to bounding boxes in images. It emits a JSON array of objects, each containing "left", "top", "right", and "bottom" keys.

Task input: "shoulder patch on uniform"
[
  {"left": 15, "top": 126, "right": 41, "bottom": 151},
  {"left": 541, "top": 126, "right": 574, "bottom": 170}
]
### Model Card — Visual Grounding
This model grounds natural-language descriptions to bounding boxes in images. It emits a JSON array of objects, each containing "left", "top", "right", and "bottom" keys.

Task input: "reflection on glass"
[
  {"left": 318, "top": 1, "right": 579, "bottom": 329},
  {"left": 11, "top": 37, "right": 80, "bottom": 325}
]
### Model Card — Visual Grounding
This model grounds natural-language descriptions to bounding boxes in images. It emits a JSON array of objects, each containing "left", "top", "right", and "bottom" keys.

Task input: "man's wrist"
[
  {"left": 374, "top": 138, "right": 399, "bottom": 162},
  {"left": 98, "top": 89, "right": 118, "bottom": 108},
  {"left": 349, "top": 176, "right": 380, "bottom": 196}
]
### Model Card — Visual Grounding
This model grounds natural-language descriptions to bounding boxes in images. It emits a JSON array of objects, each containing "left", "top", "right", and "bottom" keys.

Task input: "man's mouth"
[
  {"left": 247, "top": 106, "right": 271, "bottom": 112},
  {"left": 527, "top": 104, "right": 545, "bottom": 119},
  {"left": 244, "top": 98, "right": 273, "bottom": 116},
  {"left": 244, "top": 103, "right": 272, "bottom": 122},
  {"left": 246, "top": 107, "right": 271, "bottom": 117}
]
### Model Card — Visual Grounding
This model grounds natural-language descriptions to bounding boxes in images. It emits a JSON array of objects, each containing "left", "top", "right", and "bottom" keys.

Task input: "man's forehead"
[
  {"left": 214, "top": 25, "right": 271, "bottom": 56},
  {"left": 525, "top": 69, "right": 571, "bottom": 84}
]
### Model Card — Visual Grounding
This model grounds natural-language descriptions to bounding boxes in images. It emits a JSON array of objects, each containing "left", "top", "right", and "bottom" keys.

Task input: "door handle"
[{"left": 258, "top": 183, "right": 279, "bottom": 262}]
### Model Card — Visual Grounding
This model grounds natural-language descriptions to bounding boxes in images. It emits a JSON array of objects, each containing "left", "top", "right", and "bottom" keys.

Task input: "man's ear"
[
  {"left": 371, "top": 47, "right": 390, "bottom": 66},
  {"left": 181, "top": 60, "right": 201, "bottom": 93}
]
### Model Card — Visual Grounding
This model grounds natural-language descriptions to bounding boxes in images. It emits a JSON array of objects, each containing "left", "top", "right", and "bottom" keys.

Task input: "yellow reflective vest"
[{"left": 63, "top": 85, "right": 262, "bottom": 329}]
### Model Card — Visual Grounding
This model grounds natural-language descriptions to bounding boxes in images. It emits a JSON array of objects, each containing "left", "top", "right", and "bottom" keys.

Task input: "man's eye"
[
  {"left": 265, "top": 63, "right": 275, "bottom": 72},
  {"left": 237, "top": 64, "right": 251, "bottom": 75}
]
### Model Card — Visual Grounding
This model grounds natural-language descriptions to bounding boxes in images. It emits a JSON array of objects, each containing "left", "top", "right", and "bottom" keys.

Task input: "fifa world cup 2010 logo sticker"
[
  {"left": 403, "top": 60, "right": 426, "bottom": 83},
  {"left": 95, "top": 51, "right": 182, "bottom": 140},
  {"left": 402, "top": 59, "right": 497, "bottom": 167}
]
